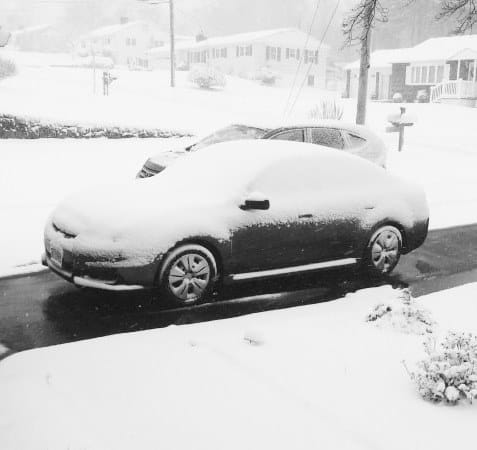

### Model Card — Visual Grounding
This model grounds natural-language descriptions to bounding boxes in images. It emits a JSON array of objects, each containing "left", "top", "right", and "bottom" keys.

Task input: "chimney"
[{"left": 120, "top": 17, "right": 129, "bottom": 25}]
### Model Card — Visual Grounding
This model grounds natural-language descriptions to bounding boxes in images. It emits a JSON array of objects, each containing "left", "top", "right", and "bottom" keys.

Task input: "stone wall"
[{"left": 0, "top": 114, "right": 191, "bottom": 139}]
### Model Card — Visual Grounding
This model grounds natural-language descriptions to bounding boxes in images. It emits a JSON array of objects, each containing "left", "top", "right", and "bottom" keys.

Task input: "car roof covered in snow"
[
  {"left": 159, "top": 138, "right": 376, "bottom": 191},
  {"left": 229, "top": 119, "right": 382, "bottom": 140}
]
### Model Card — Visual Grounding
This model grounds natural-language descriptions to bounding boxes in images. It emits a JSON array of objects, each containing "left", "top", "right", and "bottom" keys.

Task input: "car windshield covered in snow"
[{"left": 192, "top": 124, "right": 268, "bottom": 150}]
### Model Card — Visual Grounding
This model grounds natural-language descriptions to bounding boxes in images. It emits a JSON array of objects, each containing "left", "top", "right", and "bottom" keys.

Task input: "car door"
[{"left": 228, "top": 155, "right": 367, "bottom": 275}]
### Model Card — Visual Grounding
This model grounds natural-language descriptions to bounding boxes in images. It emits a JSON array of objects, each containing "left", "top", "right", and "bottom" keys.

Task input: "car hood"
[{"left": 50, "top": 179, "right": 235, "bottom": 260}]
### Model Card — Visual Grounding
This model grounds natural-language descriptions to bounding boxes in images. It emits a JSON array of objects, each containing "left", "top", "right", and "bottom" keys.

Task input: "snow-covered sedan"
[
  {"left": 136, "top": 120, "right": 387, "bottom": 178},
  {"left": 43, "top": 140, "right": 428, "bottom": 306}
]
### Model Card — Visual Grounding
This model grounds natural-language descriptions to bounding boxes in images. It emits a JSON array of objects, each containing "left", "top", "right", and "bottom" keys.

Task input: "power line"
[
  {"left": 283, "top": 0, "right": 322, "bottom": 116},
  {"left": 287, "top": 0, "right": 341, "bottom": 116}
]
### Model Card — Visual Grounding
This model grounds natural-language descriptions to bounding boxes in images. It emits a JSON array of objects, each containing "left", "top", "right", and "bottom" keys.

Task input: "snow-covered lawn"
[{"left": 1, "top": 282, "right": 476, "bottom": 450}]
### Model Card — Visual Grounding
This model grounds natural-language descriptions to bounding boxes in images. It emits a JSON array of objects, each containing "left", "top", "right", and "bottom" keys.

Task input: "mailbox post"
[{"left": 386, "top": 107, "right": 416, "bottom": 152}]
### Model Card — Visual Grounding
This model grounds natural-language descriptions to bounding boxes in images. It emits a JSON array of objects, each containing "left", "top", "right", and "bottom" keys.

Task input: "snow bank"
[{"left": 1, "top": 283, "right": 477, "bottom": 450}]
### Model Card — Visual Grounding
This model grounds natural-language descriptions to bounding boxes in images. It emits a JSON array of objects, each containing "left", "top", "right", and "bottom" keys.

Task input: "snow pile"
[{"left": 366, "top": 287, "right": 435, "bottom": 335}]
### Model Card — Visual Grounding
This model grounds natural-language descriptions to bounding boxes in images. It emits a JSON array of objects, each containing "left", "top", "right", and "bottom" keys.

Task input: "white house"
[
  {"left": 76, "top": 19, "right": 159, "bottom": 68},
  {"left": 147, "top": 28, "right": 329, "bottom": 88}
]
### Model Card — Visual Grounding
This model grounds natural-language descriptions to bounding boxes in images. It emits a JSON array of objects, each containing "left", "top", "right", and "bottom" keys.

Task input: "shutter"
[
  {"left": 277, "top": 47, "right": 281, "bottom": 61},
  {"left": 266, "top": 46, "right": 270, "bottom": 60},
  {"left": 296, "top": 48, "right": 300, "bottom": 60},
  {"left": 236, "top": 46, "right": 239, "bottom": 57},
  {"left": 286, "top": 48, "right": 289, "bottom": 59},
  {"left": 315, "top": 50, "right": 319, "bottom": 64}
]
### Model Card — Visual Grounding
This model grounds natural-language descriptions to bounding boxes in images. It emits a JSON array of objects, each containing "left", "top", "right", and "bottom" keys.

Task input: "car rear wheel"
[
  {"left": 364, "top": 225, "right": 402, "bottom": 275},
  {"left": 158, "top": 244, "right": 217, "bottom": 306}
]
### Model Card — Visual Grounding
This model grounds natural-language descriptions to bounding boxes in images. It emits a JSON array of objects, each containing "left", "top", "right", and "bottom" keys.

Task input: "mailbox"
[{"left": 386, "top": 107, "right": 416, "bottom": 152}]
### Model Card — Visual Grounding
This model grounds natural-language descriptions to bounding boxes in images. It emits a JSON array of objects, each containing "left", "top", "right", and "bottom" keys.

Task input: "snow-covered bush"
[
  {"left": 188, "top": 64, "right": 226, "bottom": 89},
  {"left": 416, "top": 89, "right": 428, "bottom": 103},
  {"left": 410, "top": 332, "right": 477, "bottom": 404},
  {"left": 308, "top": 99, "right": 344, "bottom": 121},
  {"left": 0, "top": 57, "right": 17, "bottom": 80},
  {"left": 392, "top": 92, "right": 403, "bottom": 103},
  {"left": 366, "top": 288, "right": 434, "bottom": 335},
  {"left": 256, "top": 67, "right": 278, "bottom": 86}
]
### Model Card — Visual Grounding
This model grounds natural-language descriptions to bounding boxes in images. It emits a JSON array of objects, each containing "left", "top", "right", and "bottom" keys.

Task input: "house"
[
  {"left": 345, "top": 34, "right": 477, "bottom": 105},
  {"left": 145, "top": 35, "right": 196, "bottom": 70},
  {"left": 147, "top": 28, "right": 329, "bottom": 88},
  {"left": 76, "top": 18, "right": 158, "bottom": 68},
  {"left": 344, "top": 48, "right": 411, "bottom": 100},
  {"left": 389, "top": 35, "right": 477, "bottom": 105},
  {"left": 10, "top": 24, "right": 68, "bottom": 53}
]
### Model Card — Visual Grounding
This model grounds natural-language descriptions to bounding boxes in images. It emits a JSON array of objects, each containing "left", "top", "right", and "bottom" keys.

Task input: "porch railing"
[{"left": 430, "top": 79, "right": 477, "bottom": 102}]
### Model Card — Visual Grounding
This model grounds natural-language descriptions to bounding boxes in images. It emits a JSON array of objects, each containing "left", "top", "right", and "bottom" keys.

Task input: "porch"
[{"left": 430, "top": 49, "right": 477, "bottom": 104}]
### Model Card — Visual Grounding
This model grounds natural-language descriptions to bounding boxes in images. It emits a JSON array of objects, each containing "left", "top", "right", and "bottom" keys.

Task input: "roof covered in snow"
[
  {"left": 395, "top": 34, "right": 477, "bottom": 62},
  {"left": 84, "top": 21, "right": 146, "bottom": 39},
  {"left": 167, "top": 28, "right": 329, "bottom": 51},
  {"left": 345, "top": 47, "right": 412, "bottom": 70}
]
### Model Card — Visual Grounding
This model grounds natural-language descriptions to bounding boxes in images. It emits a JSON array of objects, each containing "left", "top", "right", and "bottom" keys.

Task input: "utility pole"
[{"left": 169, "top": 0, "right": 175, "bottom": 87}]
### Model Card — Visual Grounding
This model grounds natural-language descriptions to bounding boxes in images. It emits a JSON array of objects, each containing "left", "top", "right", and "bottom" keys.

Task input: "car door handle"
[
  {"left": 298, "top": 213, "right": 314, "bottom": 219},
  {"left": 364, "top": 205, "right": 375, "bottom": 210}
]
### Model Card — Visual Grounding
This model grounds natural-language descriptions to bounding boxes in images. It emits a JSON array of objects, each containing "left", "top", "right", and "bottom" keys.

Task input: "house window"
[
  {"left": 266, "top": 46, "right": 281, "bottom": 61},
  {"left": 410, "top": 64, "right": 446, "bottom": 85},
  {"left": 246, "top": 45, "right": 252, "bottom": 56},
  {"left": 421, "top": 66, "right": 427, "bottom": 84},
  {"left": 126, "top": 38, "right": 130, "bottom": 46},
  {"left": 437, "top": 65, "right": 444, "bottom": 82},
  {"left": 220, "top": 47, "right": 227, "bottom": 58},
  {"left": 307, "top": 75, "right": 315, "bottom": 86},
  {"left": 429, "top": 66, "right": 436, "bottom": 83},
  {"left": 131, "top": 38, "right": 136, "bottom": 46}
]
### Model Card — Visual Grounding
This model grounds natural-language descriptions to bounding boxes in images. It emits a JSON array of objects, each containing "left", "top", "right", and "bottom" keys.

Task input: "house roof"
[
  {"left": 345, "top": 47, "right": 412, "bottom": 70},
  {"left": 170, "top": 28, "right": 329, "bottom": 51},
  {"left": 84, "top": 21, "right": 146, "bottom": 39},
  {"left": 391, "top": 34, "right": 477, "bottom": 63}
]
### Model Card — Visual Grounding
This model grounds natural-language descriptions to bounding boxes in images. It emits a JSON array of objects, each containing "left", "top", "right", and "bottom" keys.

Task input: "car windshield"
[{"left": 192, "top": 124, "right": 268, "bottom": 151}]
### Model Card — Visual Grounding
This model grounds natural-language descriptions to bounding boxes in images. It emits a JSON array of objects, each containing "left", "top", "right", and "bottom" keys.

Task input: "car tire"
[
  {"left": 158, "top": 244, "right": 218, "bottom": 306},
  {"left": 364, "top": 225, "right": 402, "bottom": 275}
]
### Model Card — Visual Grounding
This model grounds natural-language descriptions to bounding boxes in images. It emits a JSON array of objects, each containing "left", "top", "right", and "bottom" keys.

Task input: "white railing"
[{"left": 430, "top": 79, "right": 477, "bottom": 102}]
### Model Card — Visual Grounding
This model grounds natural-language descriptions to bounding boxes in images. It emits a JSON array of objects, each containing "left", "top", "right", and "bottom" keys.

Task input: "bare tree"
[
  {"left": 438, "top": 0, "right": 477, "bottom": 33},
  {"left": 343, "top": 0, "right": 388, "bottom": 125}
]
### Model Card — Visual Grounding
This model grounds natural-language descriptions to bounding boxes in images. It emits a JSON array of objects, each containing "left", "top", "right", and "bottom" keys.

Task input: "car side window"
[
  {"left": 309, "top": 128, "right": 344, "bottom": 149},
  {"left": 347, "top": 133, "right": 367, "bottom": 148},
  {"left": 269, "top": 129, "right": 304, "bottom": 142}
]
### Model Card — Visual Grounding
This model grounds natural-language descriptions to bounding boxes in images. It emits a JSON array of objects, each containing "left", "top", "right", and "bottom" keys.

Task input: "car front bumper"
[{"left": 42, "top": 252, "right": 146, "bottom": 291}]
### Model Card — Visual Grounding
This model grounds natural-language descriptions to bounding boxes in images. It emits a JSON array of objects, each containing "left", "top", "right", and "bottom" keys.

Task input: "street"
[{"left": 1, "top": 223, "right": 477, "bottom": 358}]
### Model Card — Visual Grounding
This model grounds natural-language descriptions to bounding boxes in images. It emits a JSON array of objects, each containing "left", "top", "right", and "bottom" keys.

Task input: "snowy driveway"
[{"left": 1, "top": 223, "right": 477, "bottom": 357}]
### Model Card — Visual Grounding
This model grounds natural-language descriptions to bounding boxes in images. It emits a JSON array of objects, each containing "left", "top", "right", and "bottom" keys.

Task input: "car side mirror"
[{"left": 240, "top": 192, "right": 270, "bottom": 210}]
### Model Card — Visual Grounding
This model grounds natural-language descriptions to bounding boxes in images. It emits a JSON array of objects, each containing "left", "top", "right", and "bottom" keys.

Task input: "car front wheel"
[
  {"left": 158, "top": 244, "right": 217, "bottom": 306},
  {"left": 364, "top": 225, "right": 402, "bottom": 275}
]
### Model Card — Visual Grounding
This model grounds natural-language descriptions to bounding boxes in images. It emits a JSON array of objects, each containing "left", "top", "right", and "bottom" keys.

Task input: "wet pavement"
[{"left": 1, "top": 223, "right": 477, "bottom": 358}]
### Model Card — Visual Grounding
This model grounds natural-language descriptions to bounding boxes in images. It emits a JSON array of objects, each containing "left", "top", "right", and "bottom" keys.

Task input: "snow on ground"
[{"left": 1, "top": 282, "right": 476, "bottom": 450}]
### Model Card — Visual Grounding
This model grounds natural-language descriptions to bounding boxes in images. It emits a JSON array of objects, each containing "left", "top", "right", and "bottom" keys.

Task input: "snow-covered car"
[
  {"left": 43, "top": 140, "right": 428, "bottom": 306},
  {"left": 136, "top": 120, "right": 387, "bottom": 178}
]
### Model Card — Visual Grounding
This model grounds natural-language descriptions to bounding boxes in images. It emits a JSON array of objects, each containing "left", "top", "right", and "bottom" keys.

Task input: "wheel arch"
[{"left": 367, "top": 220, "right": 408, "bottom": 253}]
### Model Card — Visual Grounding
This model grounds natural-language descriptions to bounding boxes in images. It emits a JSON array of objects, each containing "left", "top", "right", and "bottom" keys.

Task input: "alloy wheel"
[
  {"left": 167, "top": 253, "right": 211, "bottom": 303},
  {"left": 370, "top": 228, "right": 401, "bottom": 273}
]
